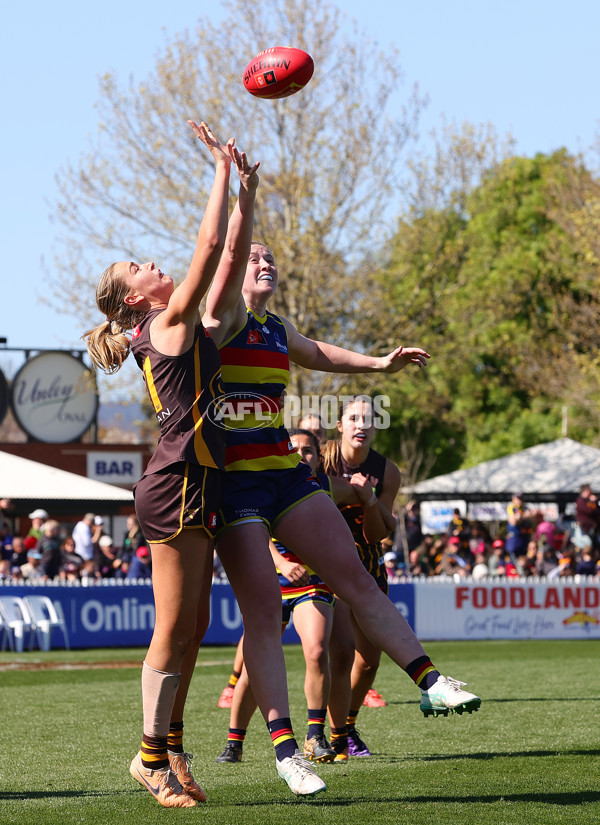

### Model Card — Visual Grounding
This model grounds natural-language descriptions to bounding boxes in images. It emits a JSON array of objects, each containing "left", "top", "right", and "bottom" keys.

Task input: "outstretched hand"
[
  {"left": 229, "top": 144, "right": 260, "bottom": 193},
  {"left": 380, "top": 346, "right": 430, "bottom": 373},
  {"left": 349, "top": 473, "right": 376, "bottom": 506},
  {"left": 188, "top": 120, "right": 233, "bottom": 165}
]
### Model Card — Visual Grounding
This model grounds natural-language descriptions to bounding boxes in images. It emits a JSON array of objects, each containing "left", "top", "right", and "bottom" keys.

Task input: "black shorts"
[{"left": 133, "top": 462, "right": 224, "bottom": 543}]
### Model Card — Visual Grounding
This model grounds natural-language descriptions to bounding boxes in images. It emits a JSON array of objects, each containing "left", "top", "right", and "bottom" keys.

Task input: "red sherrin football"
[{"left": 243, "top": 47, "right": 314, "bottom": 99}]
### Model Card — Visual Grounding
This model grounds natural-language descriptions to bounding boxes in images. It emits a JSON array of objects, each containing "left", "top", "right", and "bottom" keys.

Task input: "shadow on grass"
[
  {"left": 418, "top": 747, "right": 600, "bottom": 761},
  {"left": 375, "top": 746, "right": 600, "bottom": 762},
  {"left": 4, "top": 788, "right": 599, "bottom": 808},
  {"left": 0, "top": 790, "right": 126, "bottom": 801},
  {"left": 216, "top": 790, "right": 600, "bottom": 808},
  {"left": 398, "top": 792, "right": 600, "bottom": 806},
  {"left": 386, "top": 696, "right": 600, "bottom": 707}
]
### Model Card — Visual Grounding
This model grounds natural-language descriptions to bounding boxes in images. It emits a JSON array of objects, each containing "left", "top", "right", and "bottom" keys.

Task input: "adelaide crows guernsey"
[
  {"left": 218, "top": 308, "right": 301, "bottom": 472},
  {"left": 131, "top": 309, "right": 225, "bottom": 474}
]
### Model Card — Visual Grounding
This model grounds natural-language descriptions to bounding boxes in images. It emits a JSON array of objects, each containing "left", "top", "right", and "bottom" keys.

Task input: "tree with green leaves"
[
  {"left": 372, "top": 138, "right": 600, "bottom": 479},
  {"left": 47, "top": 0, "right": 423, "bottom": 402}
]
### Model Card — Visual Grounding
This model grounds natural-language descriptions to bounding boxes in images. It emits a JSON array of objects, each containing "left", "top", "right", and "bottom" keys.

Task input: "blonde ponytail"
[{"left": 82, "top": 263, "right": 146, "bottom": 374}]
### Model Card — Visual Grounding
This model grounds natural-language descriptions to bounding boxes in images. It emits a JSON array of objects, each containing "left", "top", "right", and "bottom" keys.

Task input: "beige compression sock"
[{"left": 141, "top": 661, "right": 181, "bottom": 737}]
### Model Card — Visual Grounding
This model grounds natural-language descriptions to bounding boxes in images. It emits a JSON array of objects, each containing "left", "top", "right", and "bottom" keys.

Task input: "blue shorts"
[
  {"left": 281, "top": 587, "right": 336, "bottom": 625},
  {"left": 217, "top": 462, "right": 323, "bottom": 535}
]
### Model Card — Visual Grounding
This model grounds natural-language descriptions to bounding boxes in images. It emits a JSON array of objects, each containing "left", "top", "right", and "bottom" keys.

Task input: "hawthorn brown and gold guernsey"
[
  {"left": 218, "top": 308, "right": 301, "bottom": 472},
  {"left": 131, "top": 308, "right": 225, "bottom": 474},
  {"left": 336, "top": 448, "right": 388, "bottom": 591}
]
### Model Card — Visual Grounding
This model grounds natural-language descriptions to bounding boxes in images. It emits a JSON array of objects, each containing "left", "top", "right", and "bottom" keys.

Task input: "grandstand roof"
[
  {"left": 409, "top": 438, "right": 600, "bottom": 504},
  {"left": 0, "top": 449, "right": 133, "bottom": 513}
]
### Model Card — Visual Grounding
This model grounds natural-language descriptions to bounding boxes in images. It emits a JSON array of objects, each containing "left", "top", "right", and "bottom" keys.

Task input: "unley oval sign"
[{"left": 11, "top": 352, "right": 98, "bottom": 442}]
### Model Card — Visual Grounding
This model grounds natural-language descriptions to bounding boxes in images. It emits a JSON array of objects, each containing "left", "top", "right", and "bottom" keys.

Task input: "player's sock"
[
  {"left": 140, "top": 662, "right": 180, "bottom": 769},
  {"left": 267, "top": 717, "right": 298, "bottom": 761},
  {"left": 306, "top": 708, "right": 327, "bottom": 740},
  {"left": 227, "top": 670, "right": 241, "bottom": 689},
  {"left": 167, "top": 721, "right": 184, "bottom": 754},
  {"left": 346, "top": 709, "right": 359, "bottom": 730},
  {"left": 330, "top": 725, "right": 348, "bottom": 753},
  {"left": 141, "top": 733, "right": 169, "bottom": 770},
  {"left": 141, "top": 661, "right": 181, "bottom": 735},
  {"left": 226, "top": 727, "right": 246, "bottom": 746},
  {"left": 406, "top": 655, "right": 441, "bottom": 690}
]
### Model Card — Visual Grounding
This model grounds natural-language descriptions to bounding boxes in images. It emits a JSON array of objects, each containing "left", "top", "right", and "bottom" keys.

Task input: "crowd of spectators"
[
  {"left": 0, "top": 501, "right": 152, "bottom": 583},
  {"left": 383, "top": 487, "right": 600, "bottom": 582},
  {"left": 2, "top": 485, "right": 600, "bottom": 585}
]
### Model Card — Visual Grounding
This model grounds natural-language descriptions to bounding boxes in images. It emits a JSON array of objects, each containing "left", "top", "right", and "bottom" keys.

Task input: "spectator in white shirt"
[{"left": 72, "top": 513, "right": 100, "bottom": 561}]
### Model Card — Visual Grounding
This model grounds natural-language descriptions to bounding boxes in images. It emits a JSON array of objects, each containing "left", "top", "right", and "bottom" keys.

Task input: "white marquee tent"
[
  {"left": 408, "top": 438, "right": 600, "bottom": 508},
  {"left": 0, "top": 449, "right": 133, "bottom": 514}
]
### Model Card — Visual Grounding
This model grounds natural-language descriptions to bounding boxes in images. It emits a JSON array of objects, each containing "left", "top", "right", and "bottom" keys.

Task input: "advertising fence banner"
[
  {"left": 0, "top": 578, "right": 596, "bottom": 650},
  {"left": 414, "top": 578, "right": 600, "bottom": 640}
]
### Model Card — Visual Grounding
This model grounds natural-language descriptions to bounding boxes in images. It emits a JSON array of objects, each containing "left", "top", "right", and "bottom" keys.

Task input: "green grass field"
[{"left": 1, "top": 640, "right": 598, "bottom": 825}]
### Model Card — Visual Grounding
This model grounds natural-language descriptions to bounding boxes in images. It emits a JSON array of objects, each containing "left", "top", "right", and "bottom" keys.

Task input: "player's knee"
[
  {"left": 243, "top": 607, "right": 282, "bottom": 639},
  {"left": 304, "top": 642, "right": 328, "bottom": 671},
  {"left": 338, "top": 572, "right": 382, "bottom": 611}
]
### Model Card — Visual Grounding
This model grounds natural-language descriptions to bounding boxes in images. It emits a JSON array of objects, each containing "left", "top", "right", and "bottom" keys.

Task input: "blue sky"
[{"left": 2, "top": 0, "right": 599, "bottom": 358}]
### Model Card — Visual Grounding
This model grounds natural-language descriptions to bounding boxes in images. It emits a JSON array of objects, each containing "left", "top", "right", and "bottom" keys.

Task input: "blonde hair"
[{"left": 82, "top": 263, "right": 146, "bottom": 374}]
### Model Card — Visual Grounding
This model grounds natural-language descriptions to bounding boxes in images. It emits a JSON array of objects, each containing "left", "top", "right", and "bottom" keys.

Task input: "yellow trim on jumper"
[{"left": 143, "top": 356, "right": 163, "bottom": 413}]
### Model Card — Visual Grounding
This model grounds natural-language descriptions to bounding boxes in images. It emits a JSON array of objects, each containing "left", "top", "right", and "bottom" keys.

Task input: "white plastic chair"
[
  {"left": 0, "top": 596, "right": 34, "bottom": 652},
  {"left": 0, "top": 608, "right": 15, "bottom": 651},
  {"left": 23, "top": 595, "right": 70, "bottom": 651}
]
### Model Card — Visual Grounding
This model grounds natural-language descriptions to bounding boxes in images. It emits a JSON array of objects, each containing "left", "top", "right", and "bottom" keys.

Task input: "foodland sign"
[
  {"left": 414, "top": 580, "right": 600, "bottom": 640},
  {"left": 11, "top": 352, "right": 98, "bottom": 443}
]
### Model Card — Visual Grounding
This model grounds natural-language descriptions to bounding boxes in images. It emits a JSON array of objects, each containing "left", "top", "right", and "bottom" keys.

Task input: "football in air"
[{"left": 243, "top": 47, "right": 314, "bottom": 99}]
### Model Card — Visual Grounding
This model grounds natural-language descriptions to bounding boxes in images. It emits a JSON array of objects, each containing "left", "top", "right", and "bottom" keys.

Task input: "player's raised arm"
[
  {"left": 282, "top": 318, "right": 430, "bottom": 373},
  {"left": 203, "top": 145, "right": 260, "bottom": 345},
  {"left": 161, "top": 121, "right": 233, "bottom": 327}
]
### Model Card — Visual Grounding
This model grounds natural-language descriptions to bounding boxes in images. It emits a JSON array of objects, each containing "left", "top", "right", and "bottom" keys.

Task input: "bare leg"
[
  {"left": 171, "top": 544, "right": 214, "bottom": 722},
  {"left": 160, "top": 539, "right": 212, "bottom": 806},
  {"left": 146, "top": 530, "right": 212, "bottom": 675},
  {"left": 131, "top": 531, "right": 211, "bottom": 809},
  {"left": 228, "top": 663, "right": 260, "bottom": 730},
  {"left": 217, "top": 634, "right": 245, "bottom": 707},
  {"left": 232, "top": 635, "right": 245, "bottom": 674},
  {"left": 216, "top": 523, "right": 291, "bottom": 723},
  {"left": 292, "top": 601, "right": 334, "bottom": 710},
  {"left": 275, "top": 495, "right": 426, "bottom": 670},
  {"left": 327, "top": 599, "right": 355, "bottom": 730},
  {"left": 349, "top": 617, "right": 382, "bottom": 709}
]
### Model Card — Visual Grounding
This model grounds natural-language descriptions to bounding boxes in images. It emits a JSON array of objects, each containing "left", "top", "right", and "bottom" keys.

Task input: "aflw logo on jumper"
[{"left": 206, "top": 392, "right": 281, "bottom": 431}]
